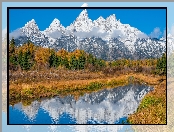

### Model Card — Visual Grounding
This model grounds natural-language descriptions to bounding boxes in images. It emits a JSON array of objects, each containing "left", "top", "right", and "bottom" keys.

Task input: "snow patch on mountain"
[
  {"left": 44, "top": 18, "right": 65, "bottom": 38},
  {"left": 9, "top": 28, "right": 25, "bottom": 40},
  {"left": 9, "top": 9, "right": 166, "bottom": 60},
  {"left": 66, "top": 9, "right": 94, "bottom": 33},
  {"left": 22, "top": 19, "right": 40, "bottom": 37}
]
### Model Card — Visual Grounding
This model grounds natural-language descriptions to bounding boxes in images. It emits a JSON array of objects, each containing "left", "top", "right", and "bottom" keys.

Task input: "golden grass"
[
  {"left": 131, "top": 79, "right": 173, "bottom": 131},
  {"left": 127, "top": 78, "right": 166, "bottom": 124},
  {"left": 10, "top": 69, "right": 107, "bottom": 84},
  {"left": 9, "top": 70, "right": 167, "bottom": 124},
  {"left": 9, "top": 74, "right": 129, "bottom": 103},
  {"left": 10, "top": 72, "right": 164, "bottom": 104}
]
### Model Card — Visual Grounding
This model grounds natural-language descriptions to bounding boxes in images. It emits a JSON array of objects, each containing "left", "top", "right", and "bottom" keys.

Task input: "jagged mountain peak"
[
  {"left": 21, "top": 19, "right": 41, "bottom": 38},
  {"left": 28, "top": 19, "right": 36, "bottom": 23},
  {"left": 79, "top": 9, "right": 87, "bottom": 16},
  {"left": 76, "top": 9, "right": 90, "bottom": 22},
  {"left": 96, "top": 16, "right": 105, "bottom": 22},
  {"left": 44, "top": 18, "right": 65, "bottom": 33},
  {"left": 67, "top": 9, "right": 93, "bottom": 32},
  {"left": 106, "top": 14, "right": 117, "bottom": 23},
  {"left": 10, "top": 10, "right": 166, "bottom": 60},
  {"left": 24, "top": 19, "right": 38, "bottom": 27},
  {"left": 51, "top": 18, "right": 61, "bottom": 25},
  {"left": 107, "top": 14, "right": 116, "bottom": 19},
  {"left": 13, "top": 19, "right": 51, "bottom": 47},
  {"left": 22, "top": 19, "right": 40, "bottom": 32},
  {"left": 30, "top": 19, "right": 35, "bottom": 22}
]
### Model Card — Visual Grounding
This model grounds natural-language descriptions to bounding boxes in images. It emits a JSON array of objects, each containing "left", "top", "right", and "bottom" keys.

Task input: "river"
[{"left": 9, "top": 84, "right": 153, "bottom": 124}]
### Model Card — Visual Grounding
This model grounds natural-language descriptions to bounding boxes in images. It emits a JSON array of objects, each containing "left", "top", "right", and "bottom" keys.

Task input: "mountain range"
[{"left": 9, "top": 9, "right": 166, "bottom": 60}]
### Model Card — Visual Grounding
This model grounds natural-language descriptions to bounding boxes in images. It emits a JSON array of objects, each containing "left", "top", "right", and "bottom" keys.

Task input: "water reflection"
[{"left": 9, "top": 84, "right": 153, "bottom": 124}]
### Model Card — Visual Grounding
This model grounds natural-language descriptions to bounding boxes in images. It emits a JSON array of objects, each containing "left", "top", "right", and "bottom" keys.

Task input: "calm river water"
[{"left": 9, "top": 84, "right": 153, "bottom": 124}]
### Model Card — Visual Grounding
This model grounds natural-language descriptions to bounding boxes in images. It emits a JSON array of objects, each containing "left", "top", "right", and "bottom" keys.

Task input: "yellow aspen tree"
[{"left": 34, "top": 47, "right": 51, "bottom": 70}]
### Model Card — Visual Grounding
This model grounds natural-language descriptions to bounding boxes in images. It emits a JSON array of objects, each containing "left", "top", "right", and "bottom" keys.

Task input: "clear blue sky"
[{"left": 9, "top": 8, "right": 166, "bottom": 37}]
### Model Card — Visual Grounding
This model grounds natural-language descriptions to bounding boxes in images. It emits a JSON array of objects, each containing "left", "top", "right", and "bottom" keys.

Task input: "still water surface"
[{"left": 9, "top": 84, "right": 153, "bottom": 124}]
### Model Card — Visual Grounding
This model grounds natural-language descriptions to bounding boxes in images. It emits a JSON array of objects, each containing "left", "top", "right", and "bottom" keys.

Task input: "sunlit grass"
[
  {"left": 9, "top": 69, "right": 166, "bottom": 124},
  {"left": 9, "top": 75, "right": 129, "bottom": 103},
  {"left": 127, "top": 79, "right": 166, "bottom": 124},
  {"left": 9, "top": 72, "right": 164, "bottom": 104}
]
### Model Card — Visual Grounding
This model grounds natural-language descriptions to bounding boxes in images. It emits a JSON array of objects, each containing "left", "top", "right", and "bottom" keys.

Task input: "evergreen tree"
[
  {"left": 56, "top": 56, "right": 62, "bottom": 68},
  {"left": 18, "top": 50, "right": 33, "bottom": 70},
  {"left": 87, "top": 54, "right": 95, "bottom": 65},
  {"left": 9, "top": 55, "right": 18, "bottom": 66},
  {"left": 9, "top": 37, "right": 15, "bottom": 54},
  {"left": 78, "top": 54, "right": 86, "bottom": 70},
  {"left": 69, "top": 55, "right": 78, "bottom": 70},
  {"left": 18, "top": 50, "right": 23, "bottom": 66},
  {"left": 62, "top": 57, "right": 69, "bottom": 69},
  {"left": 9, "top": 38, "right": 18, "bottom": 70},
  {"left": 49, "top": 50, "right": 57, "bottom": 68}
]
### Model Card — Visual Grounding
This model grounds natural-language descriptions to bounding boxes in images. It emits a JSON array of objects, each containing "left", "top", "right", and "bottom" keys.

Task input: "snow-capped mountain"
[
  {"left": 10, "top": 19, "right": 50, "bottom": 47},
  {"left": 9, "top": 9, "right": 166, "bottom": 60},
  {"left": 66, "top": 9, "right": 94, "bottom": 33},
  {"left": 43, "top": 18, "right": 65, "bottom": 38}
]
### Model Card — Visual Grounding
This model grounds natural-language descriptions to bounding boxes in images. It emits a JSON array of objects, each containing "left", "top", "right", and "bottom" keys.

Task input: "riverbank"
[
  {"left": 9, "top": 73, "right": 128, "bottom": 105},
  {"left": 9, "top": 69, "right": 166, "bottom": 124},
  {"left": 9, "top": 70, "right": 165, "bottom": 105},
  {"left": 127, "top": 76, "right": 166, "bottom": 124}
]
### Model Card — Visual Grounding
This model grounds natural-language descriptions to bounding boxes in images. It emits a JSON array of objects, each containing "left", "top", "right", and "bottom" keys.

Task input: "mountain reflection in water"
[{"left": 9, "top": 84, "right": 154, "bottom": 124}]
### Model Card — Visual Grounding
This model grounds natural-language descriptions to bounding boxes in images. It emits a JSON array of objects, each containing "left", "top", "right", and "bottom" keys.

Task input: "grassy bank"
[
  {"left": 9, "top": 69, "right": 166, "bottom": 124},
  {"left": 9, "top": 74, "right": 129, "bottom": 105},
  {"left": 127, "top": 77, "right": 166, "bottom": 124},
  {"left": 9, "top": 70, "right": 164, "bottom": 105}
]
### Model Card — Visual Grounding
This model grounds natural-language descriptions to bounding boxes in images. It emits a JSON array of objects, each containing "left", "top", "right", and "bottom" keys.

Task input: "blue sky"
[{"left": 9, "top": 8, "right": 166, "bottom": 38}]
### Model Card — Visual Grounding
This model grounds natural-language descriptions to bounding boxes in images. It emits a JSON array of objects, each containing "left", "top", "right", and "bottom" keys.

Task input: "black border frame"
[{"left": 7, "top": 6, "right": 167, "bottom": 125}]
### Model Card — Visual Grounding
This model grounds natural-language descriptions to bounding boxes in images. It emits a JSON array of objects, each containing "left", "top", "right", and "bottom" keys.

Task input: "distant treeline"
[{"left": 9, "top": 38, "right": 166, "bottom": 75}]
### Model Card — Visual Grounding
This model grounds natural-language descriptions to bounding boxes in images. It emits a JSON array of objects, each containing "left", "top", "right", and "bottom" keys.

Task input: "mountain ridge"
[{"left": 9, "top": 9, "right": 166, "bottom": 60}]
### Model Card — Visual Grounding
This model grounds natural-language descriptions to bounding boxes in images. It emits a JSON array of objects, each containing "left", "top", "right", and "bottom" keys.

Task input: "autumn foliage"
[{"left": 9, "top": 39, "right": 166, "bottom": 75}]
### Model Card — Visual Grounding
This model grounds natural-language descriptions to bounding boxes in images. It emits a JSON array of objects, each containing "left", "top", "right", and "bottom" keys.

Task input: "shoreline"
[
  {"left": 9, "top": 72, "right": 164, "bottom": 104},
  {"left": 9, "top": 71, "right": 166, "bottom": 124},
  {"left": 127, "top": 77, "right": 166, "bottom": 124}
]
